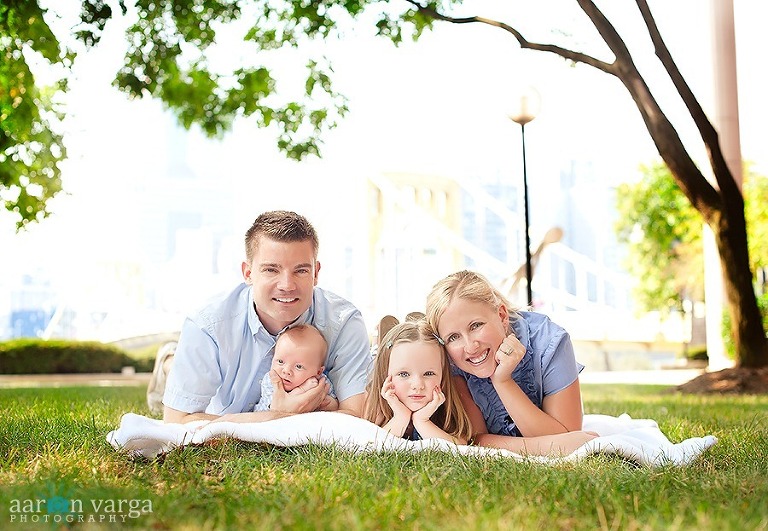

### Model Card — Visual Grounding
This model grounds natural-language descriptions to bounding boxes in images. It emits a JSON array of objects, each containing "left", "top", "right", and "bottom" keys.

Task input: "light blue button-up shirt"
[{"left": 163, "top": 282, "right": 371, "bottom": 415}]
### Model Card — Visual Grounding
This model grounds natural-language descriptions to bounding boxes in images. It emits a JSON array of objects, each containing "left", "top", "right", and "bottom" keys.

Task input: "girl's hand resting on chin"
[
  {"left": 380, "top": 375, "right": 412, "bottom": 420},
  {"left": 411, "top": 386, "right": 445, "bottom": 423}
]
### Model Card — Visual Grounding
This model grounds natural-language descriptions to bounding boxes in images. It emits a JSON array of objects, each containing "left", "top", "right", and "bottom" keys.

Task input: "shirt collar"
[{"left": 509, "top": 311, "right": 533, "bottom": 353}]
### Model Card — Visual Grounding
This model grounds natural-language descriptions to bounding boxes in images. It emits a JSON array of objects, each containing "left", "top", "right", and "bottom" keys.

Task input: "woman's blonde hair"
[
  {"left": 425, "top": 270, "right": 519, "bottom": 338},
  {"left": 363, "top": 320, "right": 472, "bottom": 442}
]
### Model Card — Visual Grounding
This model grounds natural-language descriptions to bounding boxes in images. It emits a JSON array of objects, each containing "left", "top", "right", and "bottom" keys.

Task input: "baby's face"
[{"left": 272, "top": 337, "right": 325, "bottom": 391}]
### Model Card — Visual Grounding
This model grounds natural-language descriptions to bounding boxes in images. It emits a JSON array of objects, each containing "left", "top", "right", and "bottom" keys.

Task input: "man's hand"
[
  {"left": 289, "top": 373, "right": 323, "bottom": 395},
  {"left": 318, "top": 395, "right": 339, "bottom": 411},
  {"left": 269, "top": 370, "right": 328, "bottom": 413}
]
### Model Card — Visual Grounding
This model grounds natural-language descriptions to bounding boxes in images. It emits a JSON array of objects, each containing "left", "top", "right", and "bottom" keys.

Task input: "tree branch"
[
  {"left": 408, "top": 0, "right": 722, "bottom": 221},
  {"left": 404, "top": 0, "right": 615, "bottom": 74},
  {"left": 634, "top": 0, "right": 739, "bottom": 202},
  {"left": 575, "top": 0, "right": 721, "bottom": 220}
]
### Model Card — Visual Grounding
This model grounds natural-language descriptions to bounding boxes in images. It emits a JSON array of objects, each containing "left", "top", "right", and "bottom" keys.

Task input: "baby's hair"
[
  {"left": 425, "top": 269, "right": 520, "bottom": 338},
  {"left": 276, "top": 324, "right": 328, "bottom": 358},
  {"left": 363, "top": 320, "right": 472, "bottom": 442}
]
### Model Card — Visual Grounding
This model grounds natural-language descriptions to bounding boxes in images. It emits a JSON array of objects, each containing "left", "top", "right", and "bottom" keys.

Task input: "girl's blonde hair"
[
  {"left": 425, "top": 270, "right": 519, "bottom": 338},
  {"left": 363, "top": 320, "right": 472, "bottom": 443}
]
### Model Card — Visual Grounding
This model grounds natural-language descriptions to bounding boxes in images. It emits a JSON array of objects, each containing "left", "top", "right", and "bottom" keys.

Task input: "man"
[{"left": 163, "top": 210, "right": 371, "bottom": 423}]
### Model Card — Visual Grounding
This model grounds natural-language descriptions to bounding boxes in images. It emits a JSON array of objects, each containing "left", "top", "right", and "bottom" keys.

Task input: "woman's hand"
[
  {"left": 381, "top": 375, "right": 411, "bottom": 421},
  {"left": 412, "top": 386, "right": 446, "bottom": 424},
  {"left": 491, "top": 333, "right": 526, "bottom": 384}
]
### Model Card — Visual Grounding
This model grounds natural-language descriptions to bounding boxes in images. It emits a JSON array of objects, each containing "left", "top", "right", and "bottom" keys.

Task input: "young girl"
[{"left": 364, "top": 321, "right": 472, "bottom": 445}]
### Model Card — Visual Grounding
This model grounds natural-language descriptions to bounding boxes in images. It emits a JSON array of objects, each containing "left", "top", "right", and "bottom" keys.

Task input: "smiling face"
[
  {"left": 387, "top": 341, "right": 444, "bottom": 412},
  {"left": 242, "top": 236, "right": 320, "bottom": 335},
  {"left": 437, "top": 297, "right": 509, "bottom": 378},
  {"left": 271, "top": 327, "right": 327, "bottom": 391}
]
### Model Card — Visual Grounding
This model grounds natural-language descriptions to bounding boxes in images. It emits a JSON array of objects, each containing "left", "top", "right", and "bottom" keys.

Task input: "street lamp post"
[{"left": 509, "top": 87, "right": 541, "bottom": 308}]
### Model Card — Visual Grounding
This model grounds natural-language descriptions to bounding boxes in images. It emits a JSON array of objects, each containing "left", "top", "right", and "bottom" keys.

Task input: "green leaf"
[{"left": 613, "top": 162, "right": 703, "bottom": 314}]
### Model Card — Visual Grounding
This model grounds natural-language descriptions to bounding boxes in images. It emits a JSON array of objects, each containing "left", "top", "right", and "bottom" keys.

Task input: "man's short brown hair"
[{"left": 245, "top": 210, "right": 319, "bottom": 261}]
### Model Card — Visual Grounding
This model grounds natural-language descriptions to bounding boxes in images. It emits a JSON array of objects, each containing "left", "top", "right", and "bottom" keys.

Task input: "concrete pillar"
[{"left": 706, "top": 0, "right": 741, "bottom": 370}]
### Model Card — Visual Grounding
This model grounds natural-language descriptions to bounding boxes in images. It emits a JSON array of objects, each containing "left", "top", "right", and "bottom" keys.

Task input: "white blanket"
[{"left": 107, "top": 412, "right": 716, "bottom": 467}]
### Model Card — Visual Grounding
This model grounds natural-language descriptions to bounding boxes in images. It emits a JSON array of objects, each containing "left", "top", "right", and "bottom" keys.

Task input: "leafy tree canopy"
[
  {"left": 615, "top": 162, "right": 768, "bottom": 313},
  {"left": 1, "top": 1, "right": 70, "bottom": 229},
  {"left": 615, "top": 162, "right": 704, "bottom": 314},
  {"left": 744, "top": 168, "right": 768, "bottom": 278},
  {"left": 2, "top": 0, "right": 432, "bottom": 230}
]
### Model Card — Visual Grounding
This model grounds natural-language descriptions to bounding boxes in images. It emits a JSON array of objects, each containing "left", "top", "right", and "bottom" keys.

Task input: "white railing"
[{"left": 369, "top": 173, "right": 690, "bottom": 347}]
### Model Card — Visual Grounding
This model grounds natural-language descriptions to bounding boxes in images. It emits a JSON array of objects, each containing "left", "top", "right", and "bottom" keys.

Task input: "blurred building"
[
  {"left": 366, "top": 172, "right": 464, "bottom": 317},
  {"left": 362, "top": 164, "right": 690, "bottom": 363}
]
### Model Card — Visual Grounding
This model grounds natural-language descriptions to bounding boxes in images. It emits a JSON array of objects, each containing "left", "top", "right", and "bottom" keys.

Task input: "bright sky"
[{"left": 2, "top": 0, "right": 766, "bottom": 338}]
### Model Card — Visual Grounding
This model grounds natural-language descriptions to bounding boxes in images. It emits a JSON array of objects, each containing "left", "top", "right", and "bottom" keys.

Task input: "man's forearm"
[
  {"left": 213, "top": 410, "right": 292, "bottom": 423},
  {"left": 336, "top": 393, "right": 365, "bottom": 418},
  {"left": 163, "top": 408, "right": 219, "bottom": 424},
  {"left": 163, "top": 404, "right": 292, "bottom": 424}
]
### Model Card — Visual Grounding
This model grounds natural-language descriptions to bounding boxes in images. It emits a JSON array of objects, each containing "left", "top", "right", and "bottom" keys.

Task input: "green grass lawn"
[{"left": 0, "top": 384, "right": 766, "bottom": 530}]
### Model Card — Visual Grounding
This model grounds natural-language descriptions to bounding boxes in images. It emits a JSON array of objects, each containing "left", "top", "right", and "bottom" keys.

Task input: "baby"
[{"left": 253, "top": 324, "right": 338, "bottom": 412}]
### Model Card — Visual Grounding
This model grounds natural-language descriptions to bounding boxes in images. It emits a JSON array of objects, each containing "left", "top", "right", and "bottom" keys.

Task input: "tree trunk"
[
  {"left": 615, "top": 66, "right": 768, "bottom": 368},
  {"left": 714, "top": 184, "right": 767, "bottom": 367},
  {"left": 600, "top": 2, "right": 768, "bottom": 368}
]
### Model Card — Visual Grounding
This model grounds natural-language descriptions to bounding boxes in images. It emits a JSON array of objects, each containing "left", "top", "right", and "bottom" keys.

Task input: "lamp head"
[{"left": 508, "top": 86, "right": 541, "bottom": 126}]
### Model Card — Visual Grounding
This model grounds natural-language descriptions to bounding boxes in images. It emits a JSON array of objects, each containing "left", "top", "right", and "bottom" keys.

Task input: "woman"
[{"left": 426, "top": 270, "right": 595, "bottom": 454}]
